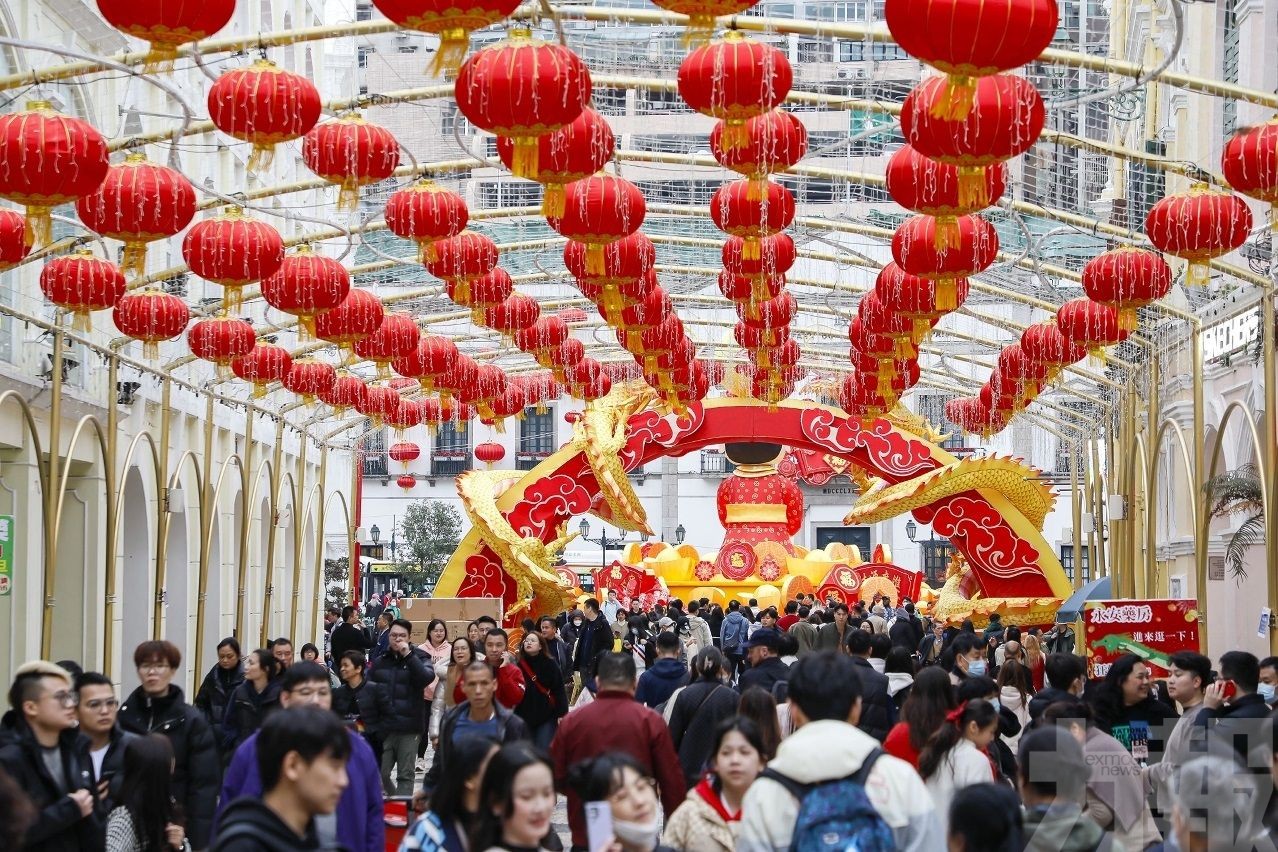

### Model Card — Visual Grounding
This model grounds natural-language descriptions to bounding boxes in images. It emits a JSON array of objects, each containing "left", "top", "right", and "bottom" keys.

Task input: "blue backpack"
[
  {"left": 721, "top": 614, "right": 746, "bottom": 653},
  {"left": 761, "top": 748, "right": 896, "bottom": 852}
]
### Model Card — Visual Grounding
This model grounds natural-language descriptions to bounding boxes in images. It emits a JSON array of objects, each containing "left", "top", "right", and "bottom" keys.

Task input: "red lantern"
[
  {"left": 1222, "top": 120, "right": 1278, "bottom": 225},
  {"left": 858, "top": 290, "right": 919, "bottom": 348},
  {"left": 319, "top": 372, "right": 368, "bottom": 412},
  {"left": 649, "top": 0, "right": 758, "bottom": 39},
  {"left": 370, "top": 0, "right": 522, "bottom": 74},
  {"left": 394, "top": 335, "right": 460, "bottom": 396},
  {"left": 548, "top": 174, "right": 646, "bottom": 276},
  {"left": 579, "top": 273, "right": 655, "bottom": 325},
  {"left": 1081, "top": 247, "right": 1173, "bottom": 331},
  {"left": 497, "top": 108, "right": 615, "bottom": 217},
  {"left": 710, "top": 179, "right": 795, "bottom": 260},
  {"left": 1144, "top": 187, "right": 1253, "bottom": 287},
  {"left": 208, "top": 60, "right": 322, "bottom": 171},
  {"left": 389, "top": 441, "right": 421, "bottom": 472},
  {"left": 1021, "top": 322, "right": 1088, "bottom": 378},
  {"left": 891, "top": 214, "right": 998, "bottom": 311},
  {"left": 0, "top": 101, "right": 109, "bottom": 246},
  {"left": 230, "top": 343, "right": 292, "bottom": 397},
  {"left": 95, "top": 0, "right": 235, "bottom": 67},
  {"left": 737, "top": 289, "right": 796, "bottom": 330},
  {"left": 901, "top": 75, "right": 1045, "bottom": 207},
  {"left": 456, "top": 364, "right": 507, "bottom": 423},
  {"left": 302, "top": 114, "right": 401, "bottom": 210},
  {"left": 678, "top": 33, "right": 792, "bottom": 150},
  {"left": 475, "top": 441, "right": 506, "bottom": 467},
  {"left": 425, "top": 231, "right": 500, "bottom": 297},
  {"left": 39, "top": 250, "right": 125, "bottom": 330},
  {"left": 483, "top": 294, "right": 541, "bottom": 336},
  {"left": 397, "top": 474, "right": 417, "bottom": 491},
  {"left": 847, "top": 316, "right": 914, "bottom": 362},
  {"left": 112, "top": 290, "right": 190, "bottom": 360},
  {"left": 315, "top": 289, "right": 385, "bottom": 357},
  {"left": 385, "top": 180, "right": 469, "bottom": 263},
  {"left": 710, "top": 109, "right": 808, "bottom": 196},
  {"left": 996, "top": 344, "right": 1050, "bottom": 401},
  {"left": 874, "top": 262, "right": 969, "bottom": 341},
  {"left": 358, "top": 385, "right": 403, "bottom": 428},
  {"left": 885, "top": 0, "right": 1058, "bottom": 119},
  {"left": 722, "top": 233, "right": 796, "bottom": 280},
  {"left": 455, "top": 30, "right": 592, "bottom": 178},
  {"left": 75, "top": 153, "right": 196, "bottom": 277},
  {"left": 448, "top": 267, "right": 513, "bottom": 323},
  {"left": 735, "top": 321, "right": 789, "bottom": 352},
  {"left": 514, "top": 316, "right": 570, "bottom": 358},
  {"left": 840, "top": 374, "right": 895, "bottom": 421},
  {"left": 947, "top": 395, "right": 1005, "bottom": 437},
  {"left": 261, "top": 245, "right": 351, "bottom": 339},
  {"left": 547, "top": 338, "right": 586, "bottom": 383},
  {"left": 886, "top": 145, "right": 1006, "bottom": 249},
  {"left": 354, "top": 312, "right": 420, "bottom": 379},
  {"left": 0, "top": 209, "right": 31, "bottom": 270},
  {"left": 385, "top": 398, "right": 424, "bottom": 435},
  {"left": 188, "top": 317, "right": 256, "bottom": 379},
  {"left": 1056, "top": 298, "right": 1129, "bottom": 356},
  {"left": 566, "top": 358, "right": 612, "bottom": 401},
  {"left": 614, "top": 287, "right": 674, "bottom": 350},
  {"left": 183, "top": 207, "right": 286, "bottom": 312},
  {"left": 285, "top": 359, "right": 338, "bottom": 405},
  {"left": 719, "top": 270, "right": 784, "bottom": 309}
]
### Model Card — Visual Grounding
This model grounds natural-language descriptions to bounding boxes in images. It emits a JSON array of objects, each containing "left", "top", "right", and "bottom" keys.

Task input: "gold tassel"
[
  {"left": 72, "top": 310, "right": 91, "bottom": 332},
  {"left": 542, "top": 184, "right": 567, "bottom": 218},
  {"left": 1186, "top": 261, "right": 1211, "bottom": 287},
  {"left": 120, "top": 242, "right": 148, "bottom": 278},
  {"left": 643, "top": 354, "right": 658, "bottom": 374},
  {"left": 721, "top": 120, "right": 749, "bottom": 151},
  {"left": 247, "top": 143, "right": 276, "bottom": 174},
  {"left": 223, "top": 285, "right": 244, "bottom": 313},
  {"left": 893, "top": 337, "right": 914, "bottom": 359},
  {"left": 337, "top": 177, "right": 361, "bottom": 212},
  {"left": 933, "top": 215, "right": 960, "bottom": 252},
  {"left": 749, "top": 277, "right": 775, "bottom": 303},
  {"left": 585, "top": 243, "right": 605, "bottom": 276},
  {"left": 747, "top": 177, "right": 765, "bottom": 202},
  {"left": 742, "top": 237, "right": 761, "bottom": 261},
  {"left": 912, "top": 317, "right": 932, "bottom": 341},
  {"left": 452, "top": 278, "right": 472, "bottom": 305},
  {"left": 303, "top": 393, "right": 316, "bottom": 406},
  {"left": 1118, "top": 307, "right": 1139, "bottom": 332},
  {"left": 956, "top": 167, "right": 987, "bottom": 209},
  {"left": 1088, "top": 346, "right": 1108, "bottom": 368},
  {"left": 27, "top": 206, "right": 52, "bottom": 247},
  {"left": 216, "top": 362, "right": 233, "bottom": 382},
  {"left": 876, "top": 371, "right": 892, "bottom": 398},
  {"left": 930, "top": 74, "right": 977, "bottom": 120},
  {"left": 372, "top": 415, "right": 384, "bottom": 429},
  {"left": 510, "top": 137, "right": 540, "bottom": 179},
  {"left": 253, "top": 382, "right": 267, "bottom": 398},
  {"left": 756, "top": 348, "right": 772, "bottom": 369},
  {"left": 743, "top": 300, "right": 761, "bottom": 322},
  {"left": 142, "top": 341, "right": 159, "bottom": 361},
  {"left": 430, "top": 28, "right": 471, "bottom": 78},
  {"left": 420, "top": 242, "right": 439, "bottom": 264},
  {"left": 493, "top": 419, "right": 506, "bottom": 434},
  {"left": 297, "top": 316, "right": 315, "bottom": 343},
  {"left": 625, "top": 330, "right": 642, "bottom": 350},
  {"left": 600, "top": 287, "right": 624, "bottom": 318},
  {"left": 457, "top": 420, "right": 467, "bottom": 434},
  {"left": 376, "top": 363, "right": 391, "bottom": 381},
  {"left": 141, "top": 42, "right": 179, "bottom": 75},
  {"left": 535, "top": 401, "right": 547, "bottom": 415},
  {"left": 471, "top": 308, "right": 484, "bottom": 325},
  {"left": 935, "top": 278, "right": 958, "bottom": 312}
]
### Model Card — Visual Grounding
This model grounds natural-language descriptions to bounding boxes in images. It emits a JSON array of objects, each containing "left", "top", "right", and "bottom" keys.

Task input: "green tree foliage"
[
  {"left": 397, "top": 501, "right": 464, "bottom": 593},
  {"left": 324, "top": 557, "right": 349, "bottom": 610},
  {"left": 1204, "top": 463, "right": 1265, "bottom": 579}
]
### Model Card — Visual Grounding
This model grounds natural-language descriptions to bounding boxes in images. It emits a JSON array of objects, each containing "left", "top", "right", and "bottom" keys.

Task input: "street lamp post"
[{"left": 578, "top": 519, "right": 629, "bottom": 570}]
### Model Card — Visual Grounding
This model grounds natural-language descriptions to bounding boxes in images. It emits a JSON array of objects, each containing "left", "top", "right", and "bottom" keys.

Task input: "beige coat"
[{"left": 662, "top": 788, "right": 736, "bottom": 852}]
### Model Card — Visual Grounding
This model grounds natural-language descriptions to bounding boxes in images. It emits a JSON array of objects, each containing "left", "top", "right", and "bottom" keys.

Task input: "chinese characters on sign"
[{"left": 1083, "top": 599, "right": 1200, "bottom": 680}]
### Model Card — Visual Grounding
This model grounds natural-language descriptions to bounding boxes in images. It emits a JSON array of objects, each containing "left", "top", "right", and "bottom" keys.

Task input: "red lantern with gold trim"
[
  {"left": 710, "top": 109, "right": 808, "bottom": 196},
  {"left": 997, "top": 343, "right": 1050, "bottom": 401},
  {"left": 231, "top": 343, "right": 292, "bottom": 397},
  {"left": 396, "top": 474, "right": 417, "bottom": 491},
  {"left": 678, "top": 33, "right": 792, "bottom": 150},
  {"left": 515, "top": 316, "right": 570, "bottom": 360},
  {"left": 425, "top": 231, "right": 500, "bottom": 302},
  {"left": 95, "top": 0, "right": 235, "bottom": 68},
  {"left": 189, "top": 316, "right": 256, "bottom": 379},
  {"left": 475, "top": 441, "right": 506, "bottom": 468},
  {"left": 885, "top": 0, "right": 1057, "bottom": 119},
  {"left": 564, "top": 231, "right": 654, "bottom": 285},
  {"left": 261, "top": 245, "right": 351, "bottom": 339},
  {"left": 566, "top": 358, "right": 612, "bottom": 401},
  {"left": 280, "top": 360, "right": 334, "bottom": 406},
  {"left": 319, "top": 372, "right": 368, "bottom": 412},
  {"left": 448, "top": 267, "right": 513, "bottom": 324},
  {"left": 1021, "top": 322, "right": 1088, "bottom": 381},
  {"left": 455, "top": 30, "right": 591, "bottom": 179},
  {"left": 873, "top": 262, "right": 969, "bottom": 341},
  {"left": 354, "top": 312, "right": 420, "bottom": 379},
  {"left": 208, "top": 60, "right": 322, "bottom": 171},
  {"left": 183, "top": 207, "right": 286, "bottom": 312},
  {"left": 719, "top": 270, "right": 784, "bottom": 310},
  {"left": 370, "top": 0, "right": 522, "bottom": 74},
  {"left": 302, "top": 114, "right": 401, "bottom": 210},
  {"left": 1056, "top": 298, "right": 1129, "bottom": 357},
  {"left": 886, "top": 145, "right": 1006, "bottom": 250},
  {"left": 946, "top": 395, "right": 1005, "bottom": 437},
  {"left": 112, "top": 289, "right": 190, "bottom": 360},
  {"left": 1080, "top": 247, "right": 1173, "bottom": 332},
  {"left": 891, "top": 214, "right": 998, "bottom": 311},
  {"left": 0, "top": 101, "right": 109, "bottom": 246},
  {"left": 1144, "top": 187, "right": 1253, "bottom": 287},
  {"left": 39, "top": 250, "right": 126, "bottom": 331},
  {"left": 315, "top": 289, "right": 385, "bottom": 358},
  {"left": 483, "top": 293, "right": 540, "bottom": 336},
  {"left": 385, "top": 180, "right": 469, "bottom": 263},
  {"left": 549, "top": 174, "right": 646, "bottom": 276},
  {"left": 0, "top": 209, "right": 31, "bottom": 270},
  {"left": 385, "top": 398, "right": 423, "bottom": 436},
  {"left": 649, "top": 0, "right": 758, "bottom": 39},
  {"left": 358, "top": 385, "right": 403, "bottom": 428},
  {"left": 498, "top": 108, "right": 615, "bottom": 217},
  {"left": 389, "top": 441, "right": 421, "bottom": 472},
  {"left": 1222, "top": 120, "right": 1278, "bottom": 225},
  {"left": 900, "top": 75, "right": 1044, "bottom": 207},
  {"left": 396, "top": 335, "right": 460, "bottom": 397},
  {"left": 76, "top": 154, "right": 196, "bottom": 278},
  {"left": 723, "top": 233, "right": 796, "bottom": 280},
  {"left": 711, "top": 179, "right": 795, "bottom": 260}
]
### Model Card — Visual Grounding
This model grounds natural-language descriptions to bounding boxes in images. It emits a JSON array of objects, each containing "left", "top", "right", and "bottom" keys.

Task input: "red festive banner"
[
  {"left": 1082, "top": 599, "right": 1200, "bottom": 679},
  {"left": 593, "top": 560, "right": 663, "bottom": 603}
]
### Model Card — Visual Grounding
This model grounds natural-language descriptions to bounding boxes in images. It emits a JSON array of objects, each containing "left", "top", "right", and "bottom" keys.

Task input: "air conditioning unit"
[
  {"left": 1107, "top": 494, "right": 1127, "bottom": 519},
  {"left": 1061, "top": 527, "right": 1074, "bottom": 543}
]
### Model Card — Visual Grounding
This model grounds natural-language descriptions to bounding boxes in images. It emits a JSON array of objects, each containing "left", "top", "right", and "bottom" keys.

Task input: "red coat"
[
  {"left": 550, "top": 690, "right": 687, "bottom": 848},
  {"left": 453, "top": 661, "right": 526, "bottom": 710}
]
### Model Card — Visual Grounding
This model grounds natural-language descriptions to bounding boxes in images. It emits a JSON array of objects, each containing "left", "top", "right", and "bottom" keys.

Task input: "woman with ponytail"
[
  {"left": 666, "top": 646, "right": 740, "bottom": 787},
  {"left": 918, "top": 698, "right": 999, "bottom": 839}
]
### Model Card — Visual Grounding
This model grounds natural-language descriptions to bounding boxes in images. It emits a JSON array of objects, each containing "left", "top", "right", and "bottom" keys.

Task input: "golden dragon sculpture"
[
  {"left": 570, "top": 381, "right": 658, "bottom": 535},
  {"left": 457, "top": 469, "right": 578, "bottom": 621}
]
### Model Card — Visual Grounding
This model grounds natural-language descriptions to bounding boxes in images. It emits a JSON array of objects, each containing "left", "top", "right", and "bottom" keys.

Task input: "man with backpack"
[
  {"left": 737, "top": 651, "right": 941, "bottom": 852},
  {"left": 719, "top": 600, "right": 750, "bottom": 680}
]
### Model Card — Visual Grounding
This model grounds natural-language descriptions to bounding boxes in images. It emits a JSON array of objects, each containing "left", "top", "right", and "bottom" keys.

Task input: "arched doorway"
[
  {"left": 164, "top": 509, "right": 189, "bottom": 685},
  {"left": 119, "top": 467, "right": 151, "bottom": 693}
]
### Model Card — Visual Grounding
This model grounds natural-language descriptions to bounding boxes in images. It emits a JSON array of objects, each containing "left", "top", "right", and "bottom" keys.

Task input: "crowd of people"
[{"left": 2, "top": 591, "right": 1277, "bottom": 851}]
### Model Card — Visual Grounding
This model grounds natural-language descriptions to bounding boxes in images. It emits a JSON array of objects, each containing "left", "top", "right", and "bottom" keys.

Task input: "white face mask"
[
  {"left": 612, "top": 817, "right": 660, "bottom": 849},
  {"left": 1260, "top": 683, "right": 1276, "bottom": 702},
  {"left": 573, "top": 619, "right": 583, "bottom": 627}
]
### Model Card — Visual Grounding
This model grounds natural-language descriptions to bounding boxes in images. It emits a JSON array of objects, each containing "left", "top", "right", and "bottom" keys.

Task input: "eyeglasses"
[
  {"left": 84, "top": 697, "right": 119, "bottom": 712},
  {"left": 139, "top": 663, "right": 171, "bottom": 674},
  {"left": 48, "top": 690, "right": 79, "bottom": 708},
  {"left": 288, "top": 687, "right": 331, "bottom": 700}
]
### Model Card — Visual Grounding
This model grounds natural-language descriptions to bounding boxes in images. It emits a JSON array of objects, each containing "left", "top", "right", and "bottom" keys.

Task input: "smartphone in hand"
[{"left": 584, "top": 801, "right": 613, "bottom": 852}]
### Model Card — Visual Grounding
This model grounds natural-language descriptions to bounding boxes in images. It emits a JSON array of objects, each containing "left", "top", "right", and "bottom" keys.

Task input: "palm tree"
[{"left": 1204, "top": 464, "right": 1265, "bottom": 579}]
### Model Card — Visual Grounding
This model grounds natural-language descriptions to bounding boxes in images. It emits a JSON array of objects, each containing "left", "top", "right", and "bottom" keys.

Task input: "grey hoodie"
[{"left": 1023, "top": 803, "right": 1125, "bottom": 852}]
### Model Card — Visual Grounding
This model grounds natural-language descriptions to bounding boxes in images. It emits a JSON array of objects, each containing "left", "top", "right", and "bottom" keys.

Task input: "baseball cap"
[{"left": 745, "top": 628, "right": 781, "bottom": 650}]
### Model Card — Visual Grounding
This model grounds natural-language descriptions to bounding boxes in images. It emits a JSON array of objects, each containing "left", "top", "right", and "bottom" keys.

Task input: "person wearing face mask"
[
  {"left": 1258, "top": 656, "right": 1278, "bottom": 707},
  {"left": 956, "top": 677, "right": 1018, "bottom": 790},
  {"left": 569, "top": 753, "right": 671, "bottom": 852},
  {"left": 468, "top": 743, "right": 559, "bottom": 852},
  {"left": 946, "top": 633, "right": 986, "bottom": 686},
  {"left": 918, "top": 699, "right": 999, "bottom": 841},
  {"left": 662, "top": 717, "right": 765, "bottom": 852}
]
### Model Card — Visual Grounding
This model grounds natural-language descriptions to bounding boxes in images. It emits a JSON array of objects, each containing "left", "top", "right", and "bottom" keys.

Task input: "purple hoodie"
[{"left": 213, "top": 727, "right": 384, "bottom": 852}]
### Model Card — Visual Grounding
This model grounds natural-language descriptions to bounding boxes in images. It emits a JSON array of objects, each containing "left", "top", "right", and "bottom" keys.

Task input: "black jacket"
[
  {"left": 917, "top": 633, "right": 946, "bottom": 666},
  {"left": 422, "top": 701, "right": 529, "bottom": 795},
  {"left": 849, "top": 656, "right": 895, "bottom": 742},
  {"left": 195, "top": 664, "right": 244, "bottom": 736},
  {"left": 571, "top": 614, "right": 614, "bottom": 680},
  {"left": 1198, "top": 692, "right": 1271, "bottom": 760},
  {"left": 223, "top": 678, "right": 283, "bottom": 750},
  {"left": 889, "top": 617, "right": 922, "bottom": 651},
  {"left": 332, "top": 676, "right": 386, "bottom": 737},
  {"left": 544, "top": 635, "right": 574, "bottom": 682},
  {"left": 117, "top": 684, "right": 221, "bottom": 849},
  {"left": 0, "top": 711, "right": 104, "bottom": 852},
  {"left": 330, "top": 621, "right": 372, "bottom": 661},
  {"left": 515, "top": 654, "right": 569, "bottom": 728},
  {"left": 90, "top": 723, "right": 137, "bottom": 815},
  {"left": 1027, "top": 685, "right": 1076, "bottom": 723},
  {"left": 369, "top": 644, "right": 435, "bottom": 733},
  {"left": 212, "top": 796, "right": 326, "bottom": 851},
  {"left": 667, "top": 681, "right": 740, "bottom": 786},
  {"left": 738, "top": 656, "right": 790, "bottom": 696}
]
